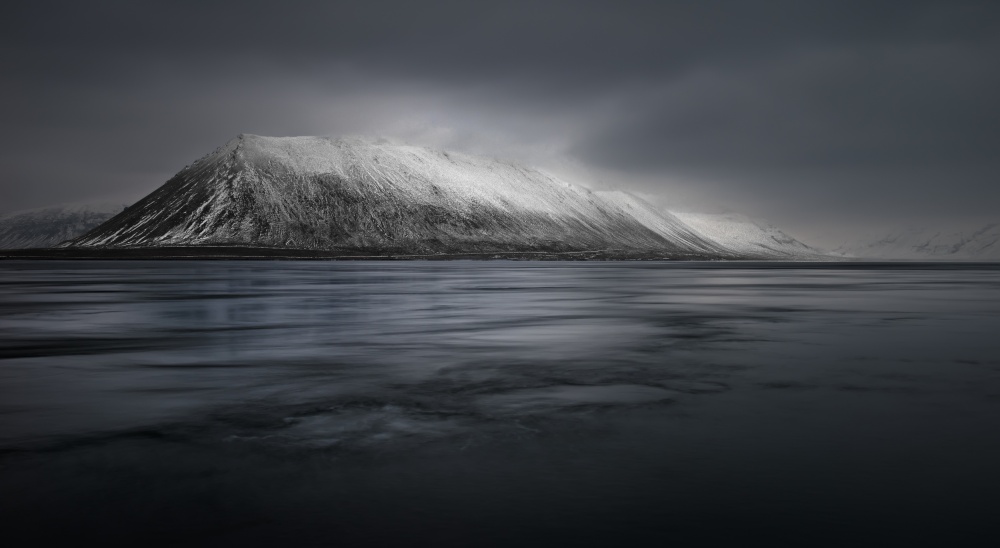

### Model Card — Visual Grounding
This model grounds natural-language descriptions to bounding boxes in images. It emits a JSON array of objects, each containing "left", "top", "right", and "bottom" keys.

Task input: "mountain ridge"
[
  {"left": 0, "top": 202, "right": 126, "bottom": 249},
  {"left": 65, "top": 135, "right": 752, "bottom": 259},
  {"left": 834, "top": 223, "right": 1000, "bottom": 261},
  {"left": 672, "top": 212, "right": 827, "bottom": 259}
]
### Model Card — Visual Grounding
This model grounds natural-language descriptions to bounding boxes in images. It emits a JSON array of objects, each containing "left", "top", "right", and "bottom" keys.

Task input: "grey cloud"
[
  {"left": 578, "top": 43, "right": 1000, "bottom": 170},
  {"left": 2, "top": 0, "right": 998, "bottom": 246}
]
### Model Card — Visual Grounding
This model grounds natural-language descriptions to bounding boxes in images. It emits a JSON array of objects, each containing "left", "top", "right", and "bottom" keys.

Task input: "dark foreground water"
[{"left": 1, "top": 261, "right": 999, "bottom": 546}]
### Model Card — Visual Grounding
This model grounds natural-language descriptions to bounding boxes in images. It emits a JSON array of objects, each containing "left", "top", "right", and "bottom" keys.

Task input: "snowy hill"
[
  {"left": 66, "top": 134, "right": 748, "bottom": 258},
  {"left": 671, "top": 212, "right": 828, "bottom": 259},
  {"left": 834, "top": 223, "right": 1000, "bottom": 261},
  {"left": 0, "top": 202, "right": 126, "bottom": 249}
]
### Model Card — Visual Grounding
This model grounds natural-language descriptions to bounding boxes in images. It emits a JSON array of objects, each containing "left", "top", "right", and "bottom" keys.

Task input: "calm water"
[{"left": 1, "top": 261, "right": 999, "bottom": 546}]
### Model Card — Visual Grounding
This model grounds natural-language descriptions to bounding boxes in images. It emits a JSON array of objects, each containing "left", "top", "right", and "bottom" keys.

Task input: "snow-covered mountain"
[
  {"left": 834, "top": 223, "right": 1000, "bottom": 261},
  {"left": 66, "top": 134, "right": 750, "bottom": 258},
  {"left": 0, "top": 202, "right": 126, "bottom": 249},
  {"left": 671, "top": 212, "right": 828, "bottom": 259}
]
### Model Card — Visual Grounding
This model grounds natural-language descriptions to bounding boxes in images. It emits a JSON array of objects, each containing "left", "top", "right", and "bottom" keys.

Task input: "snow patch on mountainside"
[
  {"left": 597, "top": 192, "right": 720, "bottom": 251},
  {"left": 0, "top": 202, "right": 127, "bottom": 249},
  {"left": 671, "top": 212, "right": 827, "bottom": 259}
]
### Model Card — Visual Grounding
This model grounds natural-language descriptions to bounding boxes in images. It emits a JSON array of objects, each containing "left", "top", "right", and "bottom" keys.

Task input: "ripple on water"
[{"left": 477, "top": 384, "right": 675, "bottom": 415}]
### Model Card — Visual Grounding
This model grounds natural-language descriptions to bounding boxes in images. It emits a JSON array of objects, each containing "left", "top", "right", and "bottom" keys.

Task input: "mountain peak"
[{"left": 53, "top": 134, "right": 824, "bottom": 259}]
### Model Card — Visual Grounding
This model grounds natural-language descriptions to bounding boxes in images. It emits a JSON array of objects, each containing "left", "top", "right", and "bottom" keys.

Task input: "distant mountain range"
[
  {"left": 834, "top": 224, "right": 1000, "bottom": 261},
  {"left": 0, "top": 202, "right": 126, "bottom": 249},
  {"left": 15, "top": 134, "right": 991, "bottom": 261}
]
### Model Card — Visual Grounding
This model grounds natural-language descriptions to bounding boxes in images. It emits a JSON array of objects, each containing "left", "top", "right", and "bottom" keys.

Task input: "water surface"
[{"left": 1, "top": 261, "right": 998, "bottom": 545}]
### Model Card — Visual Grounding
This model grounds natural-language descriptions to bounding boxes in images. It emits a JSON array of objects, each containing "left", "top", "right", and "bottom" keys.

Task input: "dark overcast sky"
[{"left": 2, "top": 1, "right": 998, "bottom": 244}]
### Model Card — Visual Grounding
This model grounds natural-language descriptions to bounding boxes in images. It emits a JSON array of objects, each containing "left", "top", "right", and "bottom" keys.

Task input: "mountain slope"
[
  {"left": 834, "top": 224, "right": 1000, "bottom": 260},
  {"left": 0, "top": 202, "right": 126, "bottom": 249},
  {"left": 68, "top": 135, "right": 737, "bottom": 258},
  {"left": 671, "top": 212, "right": 827, "bottom": 259}
]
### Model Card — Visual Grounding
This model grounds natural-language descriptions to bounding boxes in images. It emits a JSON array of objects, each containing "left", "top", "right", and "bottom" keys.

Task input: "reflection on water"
[{"left": 1, "top": 261, "right": 999, "bottom": 545}]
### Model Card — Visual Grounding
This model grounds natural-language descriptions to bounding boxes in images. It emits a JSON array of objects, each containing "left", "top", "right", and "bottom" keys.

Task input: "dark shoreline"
[
  {"left": 0, "top": 246, "right": 744, "bottom": 261},
  {"left": 3, "top": 247, "right": 998, "bottom": 269}
]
